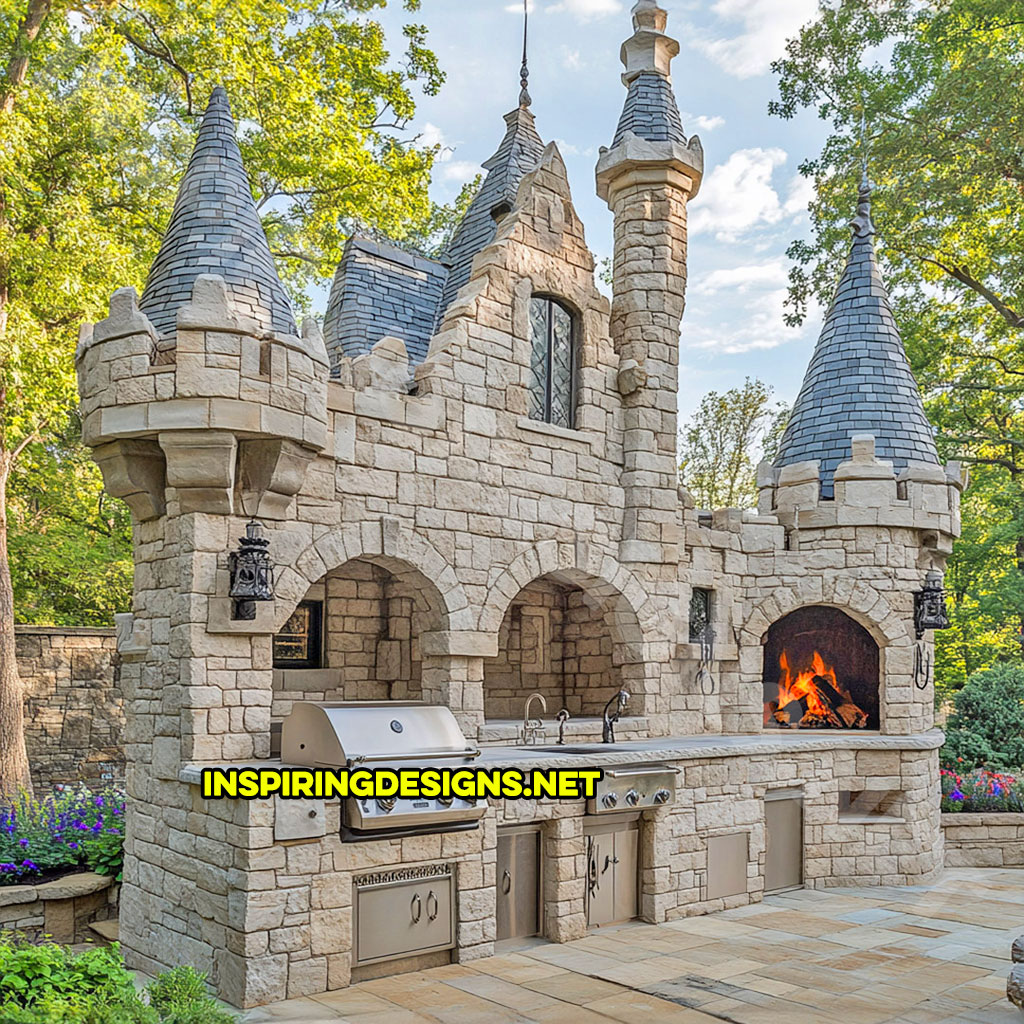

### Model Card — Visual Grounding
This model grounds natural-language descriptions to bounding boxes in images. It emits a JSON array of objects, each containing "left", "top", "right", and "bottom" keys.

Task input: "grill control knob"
[
  {"left": 653, "top": 788, "right": 671, "bottom": 805},
  {"left": 376, "top": 797, "right": 397, "bottom": 813},
  {"left": 602, "top": 792, "right": 618, "bottom": 809},
  {"left": 625, "top": 789, "right": 640, "bottom": 807}
]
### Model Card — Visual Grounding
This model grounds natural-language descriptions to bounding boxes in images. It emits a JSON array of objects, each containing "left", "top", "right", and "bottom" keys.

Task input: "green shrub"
[
  {"left": 81, "top": 828, "right": 125, "bottom": 881},
  {"left": 0, "top": 940, "right": 237, "bottom": 1024},
  {"left": 146, "top": 967, "right": 236, "bottom": 1024},
  {"left": 941, "top": 663, "right": 1024, "bottom": 771}
]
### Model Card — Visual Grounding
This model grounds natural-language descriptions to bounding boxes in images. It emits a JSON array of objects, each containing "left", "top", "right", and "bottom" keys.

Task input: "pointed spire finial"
[
  {"left": 519, "top": 0, "right": 532, "bottom": 107},
  {"left": 851, "top": 104, "right": 875, "bottom": 238}
]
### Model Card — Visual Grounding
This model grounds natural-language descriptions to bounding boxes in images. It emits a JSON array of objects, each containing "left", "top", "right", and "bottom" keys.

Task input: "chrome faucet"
[
  {"left": 522, "top": 692, "right": 547, "bottom": 745},
  {"left": 556, "top": 709, "right": 570, "bottom": 745},
  {"left": 602, "top": 690, "right": 630, "bottom": 744}
]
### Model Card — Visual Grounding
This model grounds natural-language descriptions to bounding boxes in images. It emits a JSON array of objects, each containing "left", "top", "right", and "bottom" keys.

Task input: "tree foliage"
[
  {"left": 679, "top": 378, "right": 788, "bottom": 510},
  {"left": 772, "top": 0, "right": 1024, "bottom": 678},
  {"left": 0, "top": 0, "right": 453, "bottom": 792},
  {"left": 942, "top": 664, "right": 1024, "bottom": 772}
]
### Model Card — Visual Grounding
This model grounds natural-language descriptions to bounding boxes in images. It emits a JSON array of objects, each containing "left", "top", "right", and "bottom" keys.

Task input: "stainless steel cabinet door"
[
  {"left": 612, "top": 827, "right": 638, "bottom": 924},
  {"left": 586, "top": 823, "right": 638, "bottom": 928},
  {"left": 497, "top": 829, "right": 541, "bottom": 941},
  {"left": 765, "top": 796, "right": 804, "bottom": 894},
  {"left": 355, "top": 875, "right": 453, "bottom": 965}
]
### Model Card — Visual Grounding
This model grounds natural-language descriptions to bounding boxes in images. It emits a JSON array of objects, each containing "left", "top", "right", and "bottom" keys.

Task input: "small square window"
[
  {"left": 273, "top": 601, "right": 323, "bottom": 669},
  {"left": 689, "top": 588, "right": 712, "bottom": 643}
]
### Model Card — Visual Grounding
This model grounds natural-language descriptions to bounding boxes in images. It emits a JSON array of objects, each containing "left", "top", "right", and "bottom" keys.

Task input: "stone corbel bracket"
[
  {"left": 76, "top": 277, "right": 330, "bottom": 521},
  {"left": 114, "top": 612, "right": 151, "bottom": 659}
]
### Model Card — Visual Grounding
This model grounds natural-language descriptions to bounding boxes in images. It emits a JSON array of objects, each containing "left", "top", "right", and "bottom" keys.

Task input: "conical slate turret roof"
[
  {"left": 774, "top": 180, "right": 939, "bottom": 497},
  {"left": 436, "top": 104, "right": 546, "bottom": 318},
  {"left": 140, "top": 87, "right": 296, "bottom": 339},
  {"left": 611, "top": 1, "right": 686, "bottom": 146}
]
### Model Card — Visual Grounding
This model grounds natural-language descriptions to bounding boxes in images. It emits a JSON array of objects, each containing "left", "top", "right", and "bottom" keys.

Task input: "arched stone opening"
[
  {"left": 483, "top": 571, "right": 645, "bottom": 724},
  {"left": 762, "top": 606, "right": 880, "bottom": 731},
  {"left": 272, "top": 555, "right": 447, "bottom": 721}
]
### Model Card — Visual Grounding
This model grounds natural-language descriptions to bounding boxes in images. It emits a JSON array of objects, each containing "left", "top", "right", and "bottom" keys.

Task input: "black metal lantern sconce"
[
  {"left": 913, "top": 569, "right": 950, "bottom": 640},
  {"left": 229, "top": 520, "right": 275, "bottom": 621}
]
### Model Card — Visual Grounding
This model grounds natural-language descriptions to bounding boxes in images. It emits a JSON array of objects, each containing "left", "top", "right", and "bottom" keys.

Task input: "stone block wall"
[
  {"left": 16, "top": 627, "right": 123, "bottom": 791},
  {"left": 942, "top": 813, "right": 1024, "bottom": 867},
  {"left": 0, "top": 872, "right": 117, "bottom": 944}
]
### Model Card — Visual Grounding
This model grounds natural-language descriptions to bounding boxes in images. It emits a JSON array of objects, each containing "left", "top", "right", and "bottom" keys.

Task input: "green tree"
[
  {"left": 0, "top": 0, "right": 451, "bottom": 794},
  {"left": 771, "top": 0, "right": 1024, "bottom": 679},
  {"left": 679, "top": 378, "right": 788, "bottom": 510}
]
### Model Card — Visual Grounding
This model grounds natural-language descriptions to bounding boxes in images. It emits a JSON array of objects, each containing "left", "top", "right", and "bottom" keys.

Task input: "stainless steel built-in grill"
[{"left": 280, "top": 701, "right": 487, "bottom": 840}]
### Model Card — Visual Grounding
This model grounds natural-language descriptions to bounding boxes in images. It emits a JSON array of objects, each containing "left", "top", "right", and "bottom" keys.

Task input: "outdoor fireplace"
[{"left": 762, "top": 607, "right": 880, "bottom": 731}]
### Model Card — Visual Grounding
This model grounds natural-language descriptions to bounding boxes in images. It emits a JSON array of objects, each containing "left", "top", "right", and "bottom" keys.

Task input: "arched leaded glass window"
[{"left": 528, "top": 296, "right": 576, "bottom": 429}]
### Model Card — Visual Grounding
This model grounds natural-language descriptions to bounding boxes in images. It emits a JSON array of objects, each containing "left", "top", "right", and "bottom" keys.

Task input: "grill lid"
[{"left": 281, "top": 701, "right": 479, "bottom": 767}]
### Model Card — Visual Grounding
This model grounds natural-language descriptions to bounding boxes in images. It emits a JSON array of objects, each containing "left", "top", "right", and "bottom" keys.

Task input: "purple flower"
[
  {"left": 950, "top": 789, "right": 965, "bottom": 801},
  {"left": 21, "top": 860, "right": 38, "bottom": 871},
  {"left": 0, "top": 863, "right": 16, "bottom": 872},
  {"left": 17, "top": 838, "right": 28, "bottom": 848},
  {"left": 68, "top": 842, "right": 79, "bottom": 850}
]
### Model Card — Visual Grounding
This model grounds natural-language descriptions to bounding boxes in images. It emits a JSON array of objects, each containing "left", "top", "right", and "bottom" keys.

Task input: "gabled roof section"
[
  {"left": 436, "top": 105, "right": 546, "bottom": 318},
  {"left": 323, "top": 236, "right": 448, "bottom": 371},
  {"left": 774, "top": 180, "right": 939, "bottom": 497},
  {"left": 140, "top": 86, "right": 296, "bottom": 339}
]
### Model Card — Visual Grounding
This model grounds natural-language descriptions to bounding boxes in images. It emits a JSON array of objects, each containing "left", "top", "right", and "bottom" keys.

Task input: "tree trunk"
[
  {"left": 0, "top": 0, "right": 52, "bottom": 114},
  {"left": 0, "top": 454, "right": 31, "bottom": 798}
]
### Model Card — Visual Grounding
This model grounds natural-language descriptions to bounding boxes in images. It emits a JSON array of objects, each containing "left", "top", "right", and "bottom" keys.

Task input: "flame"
[{"left": 764, "top": 648, "right": 868, "bottom": 729}]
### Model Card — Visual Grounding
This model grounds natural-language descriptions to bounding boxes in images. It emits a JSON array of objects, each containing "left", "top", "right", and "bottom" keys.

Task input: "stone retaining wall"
[
  {"left": 15, "top": 627, "right": 124, "bottom": 791},
  {"left": 942, "top": 812, "right": 1024, "bottom": 867},
  {"left": 0, "top": 872, "right": 118, "bottom": 944}
]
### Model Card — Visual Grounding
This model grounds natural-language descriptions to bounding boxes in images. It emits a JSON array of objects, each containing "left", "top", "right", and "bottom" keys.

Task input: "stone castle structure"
[{"left": 75, "top": 0, "right": 965, "bottom": 1007}]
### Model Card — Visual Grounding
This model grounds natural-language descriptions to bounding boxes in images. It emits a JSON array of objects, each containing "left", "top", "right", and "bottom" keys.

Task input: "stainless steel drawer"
[{"left": 354, "top": 870, "right": 454, "bottom": 966}]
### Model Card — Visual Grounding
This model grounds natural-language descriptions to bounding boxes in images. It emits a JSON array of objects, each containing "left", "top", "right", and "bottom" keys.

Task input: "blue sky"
[{"left": 369, "top": 0, "right": 833, "bottom": 422}]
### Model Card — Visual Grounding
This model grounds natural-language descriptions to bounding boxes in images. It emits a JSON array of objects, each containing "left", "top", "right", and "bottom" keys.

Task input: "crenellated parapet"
[
  {"left": 76, "top": 275, "right": 329, "bottom": 521},
  {"left": 758, "top": 434, "right": 966, "bottom": 559}
]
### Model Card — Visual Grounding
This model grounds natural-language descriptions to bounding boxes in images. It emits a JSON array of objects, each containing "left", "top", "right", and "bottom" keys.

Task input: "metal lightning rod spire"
[{"left": 519, "top": 0, "right": 532, "bottom": 107}]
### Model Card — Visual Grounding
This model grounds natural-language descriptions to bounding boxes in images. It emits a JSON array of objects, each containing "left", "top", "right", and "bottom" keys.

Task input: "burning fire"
[{"left": 764, "top": 649, "right": 869, "bottom": 729}]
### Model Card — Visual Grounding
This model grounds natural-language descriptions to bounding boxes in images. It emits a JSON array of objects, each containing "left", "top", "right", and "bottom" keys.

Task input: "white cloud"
[
  {"left": 546, "top": 0, "right": 623, "bottom": 19},
  {"left": 689, "top": 147, "right": 788, "bottom": 240},
  {"left": 561, "top": 47, "right": 584, "bottom": 71},
  {"left": 688, "top": 148, "right": 812, "bottom": 241},
  {"left": 442, "top": 159, "right": 483, "bottom": 183},
  {"left": 692, "top": 0, "right": 818, "bottom": 79},
  {"left": 419, "top": 122, "right": 450, "bottom": 157},
  {"left": 684, "top": 260, "right": 821, "bottom": 355},
  {"left": 554, "top": 138, "right": 597, "bottom": 158},
  {"left": 690, "top": 114, "right": 725, "bottom": 133},
  {"left": 692, "top": 261, "right": 789, "bottom": 297}
]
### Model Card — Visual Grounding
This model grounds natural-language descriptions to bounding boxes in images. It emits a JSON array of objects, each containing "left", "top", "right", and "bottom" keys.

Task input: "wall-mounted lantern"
[
  {"left": 229, "top": 520, "right": 274, "bottom": 620},
  {"left": 914, "top": 569, "right": 950, "bottom": 640}
]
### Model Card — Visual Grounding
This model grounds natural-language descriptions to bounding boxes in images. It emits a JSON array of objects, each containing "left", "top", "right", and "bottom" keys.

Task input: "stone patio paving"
[{"left": 242, "top": 868, "right": 1024, "bottom": 1024}]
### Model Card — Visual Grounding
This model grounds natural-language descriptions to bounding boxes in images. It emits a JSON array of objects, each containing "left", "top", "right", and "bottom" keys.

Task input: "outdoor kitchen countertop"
[{"left": 178, "top": 729, "right": 945, "bottom": 783}]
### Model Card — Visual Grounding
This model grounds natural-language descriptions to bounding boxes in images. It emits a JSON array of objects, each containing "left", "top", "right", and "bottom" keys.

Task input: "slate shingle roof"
[
  {"left": 612, "top": 72, "right": 687, "bottom": 146},
  {"left": 323, "top": 237, "right": 448, "bottom": 370},
  {"left": 436, "top": 105, "right": 546, "bottom": 319},
  {"left": 774, "top": 186, "right": 939, "bottom": 497},
  {"left": 140, "top": 87, "right": 296, "bottom": 339}
]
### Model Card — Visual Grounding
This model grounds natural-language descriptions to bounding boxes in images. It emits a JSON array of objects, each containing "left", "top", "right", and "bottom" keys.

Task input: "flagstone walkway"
[{"left": 242, "top": 868, "right": 1024, "bottom": 1024}]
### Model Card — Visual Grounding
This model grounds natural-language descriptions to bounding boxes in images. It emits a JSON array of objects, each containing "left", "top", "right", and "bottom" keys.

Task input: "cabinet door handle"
[
  {"left": 501, "top": 869, "right": 512, "bottom": 895},
  {"left": 427, "top": 890, "right": 439, "bottom": 921},
  {"left": 410, "top": 893, "right": 422, "bottom": 923}
]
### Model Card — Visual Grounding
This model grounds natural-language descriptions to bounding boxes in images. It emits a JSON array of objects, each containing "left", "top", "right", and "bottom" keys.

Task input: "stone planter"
[
  {"left": 942, "top": 812, "right": 1024, "bottom": 867},
  {"left": 0, "top": 872, "right": 118, "bottom": 943}
]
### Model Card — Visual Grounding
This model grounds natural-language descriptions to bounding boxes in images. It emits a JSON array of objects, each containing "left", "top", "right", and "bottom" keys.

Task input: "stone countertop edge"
[{"left": 179, "top": 730, "right": 946, "bottom": 785}]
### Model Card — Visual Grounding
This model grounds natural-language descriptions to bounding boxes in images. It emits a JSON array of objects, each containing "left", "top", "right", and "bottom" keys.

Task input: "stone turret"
[
  {"left": 760, "top": 176, "right": 966, "bottom": 558},
  {"left": 773, "top": 175, "right": 940, "bottom": 498},
  {"left": 76, "top": 88, "right": 329, "bottom": 524},
  {"left": 596, "top": 0, "right": 703, "bottom": 564}
]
